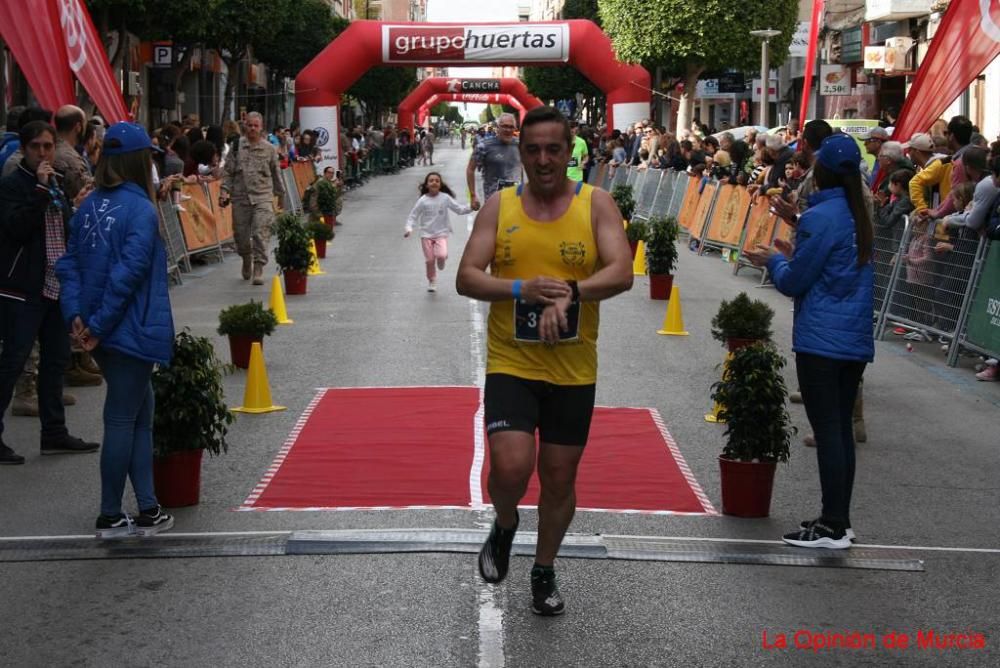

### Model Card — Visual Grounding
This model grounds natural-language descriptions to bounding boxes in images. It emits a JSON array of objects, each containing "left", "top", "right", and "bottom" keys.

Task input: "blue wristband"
[{"left": 511, "top": 279, "right": 522, "bottom": 300}]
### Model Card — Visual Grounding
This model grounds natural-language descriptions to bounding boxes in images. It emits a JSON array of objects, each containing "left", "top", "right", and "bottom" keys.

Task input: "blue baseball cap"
[
  {"left": 102, "top": 122, "right": 162, "bottom": 155},
  {"left": 816, "top": 132, "right": 861, "bottom": 175}
]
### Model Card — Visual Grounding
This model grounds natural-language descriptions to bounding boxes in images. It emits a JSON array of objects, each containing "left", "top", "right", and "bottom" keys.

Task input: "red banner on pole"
[
  {"left": 51, "top": 0, "right": 129, "bottom": 122},
  {"left": 0, "top": 0, "right": 76, "bottom": 111},
  {"left": 0, "top": 0, "right": 128, "bottom": 122},
  {"left": 799, "top": 0, "right": 824, "bottom": 124},
  {"left": 893, "top": 0, "right": 1000, "bottom": 140}
]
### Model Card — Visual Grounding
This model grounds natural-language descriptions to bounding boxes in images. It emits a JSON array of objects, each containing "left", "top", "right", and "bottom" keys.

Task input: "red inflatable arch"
[
  {"left": 297, "top": 19, "right": 650, "bottom": 170},
  {"left": 398, "top": 77, "right": 543, "bottom": 133},
  {"left": 415, "top": 93, "right": 527, "bottom": 128}
]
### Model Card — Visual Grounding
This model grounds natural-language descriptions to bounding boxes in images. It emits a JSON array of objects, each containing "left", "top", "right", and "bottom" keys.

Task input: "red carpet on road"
[
  {"left": 481, "top": 407, "right": 712, "bottom": 514},
  {"left": 241, "top": 387, "right": 714, "bottom": 515}
]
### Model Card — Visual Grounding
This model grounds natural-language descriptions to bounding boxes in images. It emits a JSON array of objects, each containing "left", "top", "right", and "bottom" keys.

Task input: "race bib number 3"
[{"left": 514, "top": 300, "right": 580, "bottom": 342}]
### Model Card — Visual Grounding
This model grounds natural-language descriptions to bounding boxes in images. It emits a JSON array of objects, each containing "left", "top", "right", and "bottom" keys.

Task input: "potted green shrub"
[
  {"left": 314, "top": 177, "right": 342, "bottom": 226},
  {"left": 644, "top": 215, "right": 679, "bottom": 300},
  {"left": 217, "top": 300, "right": 278, "bottom": 369},
  {"left": 710, "top": 292, "right": 775, "bottom": 352},
  {"left": 611, "top": 183, "right": 636, "bottom": 223},
  {"left": 710, "top": 342, "right": 794, "bottom": 517},
  {"left": 273, "top": 212, "right": 312, "bottom": 295},
  {"left": 624, "top": 218, "right": 647, "bottom": 260},
  {"left": 305, "top": 218, "right": 335, "bottom": 259},
  {"left": 152, "top": 329, "right": 235, "bottom": 507}
]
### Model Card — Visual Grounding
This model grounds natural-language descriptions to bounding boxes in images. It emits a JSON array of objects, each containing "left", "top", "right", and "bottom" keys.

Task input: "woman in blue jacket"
[
  {"left": 747, "top": 133, "right": 874, "bottom": 549},
  {"left": 56, "top": 122, "right": 175, "bottom": 538}
]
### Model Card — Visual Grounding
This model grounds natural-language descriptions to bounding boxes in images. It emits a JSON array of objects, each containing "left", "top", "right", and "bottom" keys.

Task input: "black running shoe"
[
  {"left": 783, "top": 522, "right": 851, "bottom": 549},
  {"left": 530, "top": 566, "right": 565, "bottom": 616},
  {"left": 40, "top": 434, "right": 99, "bottom": 455},
  {"left": 478, "top": 511, "right": 518, "bottom": 583},
  {"left": 135, "top": 506, "right": 174, "bottom": 536},
  {"left": 96, "top": 513, "right": 135, "bottom": 539},
  {"left": 0, "top": 442, "right": 25, "bottom": 465},
  {"left": 799, "top": 518, "right": 855, "bottom": 541}
]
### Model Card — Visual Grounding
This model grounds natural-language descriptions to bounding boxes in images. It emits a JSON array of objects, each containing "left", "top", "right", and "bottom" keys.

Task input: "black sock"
[{"left": 531, "top": 563, "right": 554, "bottom": 576}]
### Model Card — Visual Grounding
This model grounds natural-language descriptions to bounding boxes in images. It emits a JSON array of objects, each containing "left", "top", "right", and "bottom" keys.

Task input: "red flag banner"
[
  {"left": 799, "top": 0, "right": 824, "bottom": 124},
  {"left": 0, "top": 0, "right": 76, "bottom": 111},
  {"left": 893, "top": 0, "right": 1000, "bottom": 140},
  {"left": 51, "top": 0, "right": 129, "bottom": 122},
  {"left": 0, "top": 0, "right": 128, "bottom": 121}
]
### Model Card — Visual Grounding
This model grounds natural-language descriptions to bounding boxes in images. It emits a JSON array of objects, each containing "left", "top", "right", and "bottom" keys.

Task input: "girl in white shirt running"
[{"left": 404, "top": 172, "right": 478, "bottom": 291}]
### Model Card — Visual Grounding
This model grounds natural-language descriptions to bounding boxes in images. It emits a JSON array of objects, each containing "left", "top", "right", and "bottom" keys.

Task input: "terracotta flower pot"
[
  {"left": 648, "top": 273, "right": 674, "bottom": 300},
  {"left": 718, "top": 456, "right": 777, "bottom": 518},
  {"left": 228, "top": 335, "right": 262, "bottom": 369},
  {"left": 153, "top": 449, "right": 204, "bottom": 508},
  {"left": 315, "top": 238, "right": 327, "bottom": 259},
  {"left": 284, "top": 269, "right": 308, "bottom": 295},
  {"left": 322, "top": 213, "right": 337, "bottom": 227}
]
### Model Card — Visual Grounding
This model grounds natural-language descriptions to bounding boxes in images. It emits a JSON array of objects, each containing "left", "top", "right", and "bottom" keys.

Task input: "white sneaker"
[{"left": 427, "top": 280, "right": 437, "bottom": 292}]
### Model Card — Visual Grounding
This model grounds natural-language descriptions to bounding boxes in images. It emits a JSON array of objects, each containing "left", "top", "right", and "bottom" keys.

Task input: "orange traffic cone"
[
  {"left": 657, "top": 285, "right": 689, "bottom": 336},
  {"left": 232, "top": 342, "right": 285, "bottom": 414},
  {"left": 632, "top": 240, "right": 647, "bottom": 276},
  {"left": 307, "top": 240, "right": 326, "bottom": 276},
  {"left": 269, "top": 275, "right": 293, "bottom": 325}
]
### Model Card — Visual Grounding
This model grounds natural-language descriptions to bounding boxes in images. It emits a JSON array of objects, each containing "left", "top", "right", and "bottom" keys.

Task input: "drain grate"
[
  {"left": 602, "top": 536, "right": 924, "bottom": 572},
  {"left": 0, "top": 531, "right": 924, "bottom": 571},
  {"left": 286, "top": 529, "right": 607, "bottom": 559},
  {"left": 0, "top": 534, "right": 288, "bottom": 563}
]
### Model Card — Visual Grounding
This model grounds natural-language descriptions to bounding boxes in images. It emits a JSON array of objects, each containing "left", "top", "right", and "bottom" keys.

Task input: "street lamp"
[{"left": 750, "top": 28, "right": 781, "bottom": 127}]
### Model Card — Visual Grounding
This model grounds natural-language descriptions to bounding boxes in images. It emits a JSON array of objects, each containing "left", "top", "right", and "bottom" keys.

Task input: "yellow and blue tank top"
[{"left": 486, "top": 181, "right": 600, "bottom": 385}]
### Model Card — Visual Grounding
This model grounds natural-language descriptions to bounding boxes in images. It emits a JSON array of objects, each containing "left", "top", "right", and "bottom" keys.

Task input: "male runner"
[{"left": 456, "top": 106, "right": 633, "bottom": 615}]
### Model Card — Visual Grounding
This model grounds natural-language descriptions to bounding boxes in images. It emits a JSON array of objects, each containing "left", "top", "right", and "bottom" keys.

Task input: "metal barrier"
[
  {"left": 633, "top": 169, "right": 662, "bottom": 221},
  {"left": 282, "top": 169, "right": 303, "bottom": 214},
  {"left": 876, "top": 220, "right": 988, "bottom": 357},
  {"left": 157, "top": 200, "right": 191, "bottom": 279},
  {"left": 666, "top": 171, "right": 687, "bottom": 220},
  {"left": 949, "top": 239, "right": 999, "bottom": 365},
  {"left": 646, "top": 171, "right": 677, "bottom": 220},
  {"left": 625, "top": 167, "right": 640, "bottom": 189},
  {"left": 610, "top": 165, "right": 629, "bottom": 189}
]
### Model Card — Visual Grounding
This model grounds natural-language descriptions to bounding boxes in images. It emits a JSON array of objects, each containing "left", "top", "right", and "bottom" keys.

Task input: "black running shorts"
[{"left": 483, "top": 373, "right": 596, "bottom": 446}]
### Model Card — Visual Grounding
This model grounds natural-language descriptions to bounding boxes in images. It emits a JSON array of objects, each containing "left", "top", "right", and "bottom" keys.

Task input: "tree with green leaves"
[
  {"left": 598, "top": 0, "right": 798, "bottom": 133},
  {"left": 523, "top": 0, "right": 603, "bottom": 123},
  {"left": 346, "top": 67, "right": 417, "bottom": 129},
  {"left": 255, "top": 0, "right": 348, "bottom": 81}
]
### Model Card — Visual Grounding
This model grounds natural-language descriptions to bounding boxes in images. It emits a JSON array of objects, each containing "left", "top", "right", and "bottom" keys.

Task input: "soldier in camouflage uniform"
[{"left": 219, "top": 112, "right": 286, "bottom": 285}]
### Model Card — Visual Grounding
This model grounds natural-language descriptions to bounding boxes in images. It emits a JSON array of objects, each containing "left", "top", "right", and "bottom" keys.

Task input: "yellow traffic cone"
[
  {"left": 307, "top": 240, "right": 326, "bottom": 276},
  {"left": 232, "top": 342, "right": 286, "bottom": 414},
  {"left": 657, "top": 285, "right": 689, "bottom": 336},
  {"left": 269, "top": 275, "right": 293, "bottom": 325},
  {"left": 632, "top": 240, "right": 647, "bottom": 276},
  {"left": 705, "top": 352, "right": 732, "bottom": 422}
]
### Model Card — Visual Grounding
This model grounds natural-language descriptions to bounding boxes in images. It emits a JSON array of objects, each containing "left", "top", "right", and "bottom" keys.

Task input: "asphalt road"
[{"left": 1, "top": 143, "right": 997, "bottom": 667}]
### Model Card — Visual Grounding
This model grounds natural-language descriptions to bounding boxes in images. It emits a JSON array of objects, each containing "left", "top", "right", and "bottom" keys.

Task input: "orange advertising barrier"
[
  {"left": 740, "top": 198, "right": 780, "bottom": 256},
  {"left": 703, "top": 185, "right": 751, "bottom": 249},
  {"left": 773, "top": 219, "right": 795, "bottom": 244},
  {"left": 676, "top": 176, "right": 702, "bottom": 230},
  {"left": 176, "top": 183, "right": 220, "bottom": 252},
  {"left": 291, "top": 161, "right": 317, "bottom": 200},
  {"left": 688, "top": 181, "right": 718, "bottom": 239},
  {"left": 206, "top": 180, "right": 234, "bottom": 242}
]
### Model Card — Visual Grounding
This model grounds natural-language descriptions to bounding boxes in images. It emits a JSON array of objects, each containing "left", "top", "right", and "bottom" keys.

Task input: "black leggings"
[{"left": 796, "top": 353, "right": 867, "bottom": 527}]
